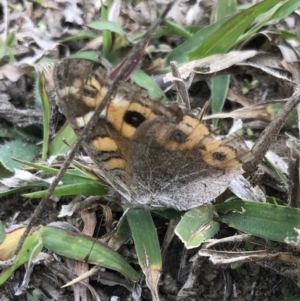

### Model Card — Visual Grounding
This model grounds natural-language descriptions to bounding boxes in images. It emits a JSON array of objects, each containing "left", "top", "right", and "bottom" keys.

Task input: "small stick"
[{"left": 244, "top": 86, "right": 300, "bottom": 175}]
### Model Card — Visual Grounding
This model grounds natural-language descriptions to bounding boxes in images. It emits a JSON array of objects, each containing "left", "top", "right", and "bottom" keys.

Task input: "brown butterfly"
[{"left": 54, "top": 59, "right": 253, "bottom": 211}]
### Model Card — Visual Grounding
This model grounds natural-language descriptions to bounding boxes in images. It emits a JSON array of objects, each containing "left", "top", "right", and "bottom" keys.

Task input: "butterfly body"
[{"left": 54, "top": 59, "right": 252, "bottom": 211}]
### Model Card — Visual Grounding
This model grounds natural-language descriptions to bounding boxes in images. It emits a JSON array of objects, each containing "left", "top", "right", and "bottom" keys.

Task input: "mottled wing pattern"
[
  {"left": 126, "top": 115, "right": 253, "bottom": 210},
  {"left": 53, "top": 59, "right": 181, "bottom": 200},
  {"left": 54, "top": 59, "right": 253, "bottom": 210}
]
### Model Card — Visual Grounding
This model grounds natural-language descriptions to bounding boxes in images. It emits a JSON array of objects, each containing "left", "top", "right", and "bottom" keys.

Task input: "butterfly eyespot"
[
  {"left": 124, "top": 111, "right": 146, "bottom": 128},
  {"left": 169, "top": 129, "right": 187, "bottom": 143},
  {"left": 82, "top": 87, "right": 97, "bottom": 98},
  {"left": 212, "top": 151, "right": 227, "bottom": 161}
]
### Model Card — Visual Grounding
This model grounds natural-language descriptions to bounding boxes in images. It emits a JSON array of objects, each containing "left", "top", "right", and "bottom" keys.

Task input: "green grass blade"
[
  {"left": 0, "top": 222, "right": 5, "bottom": 244},
  {"left": 35, "top": 73, "right": 50, "bottom": 160},
  {"left": 13, "top": 158, "right": 91, "bottom": 179},
  {"left": 127, "top": 209, "right": 161, "bottom": 300},
  {"left": 166, "top": 17, "right": 230, "bottom": 64},
  {"left": 23, "top": 180, "right": 107, "bottom": 198},
  {"left": 88, "top": 20, "right": 125, "bottom": 38},
  {"left": 108, "top": 216, "right": 132, "bottom": 250},
  {"left": 131, "top": 69, "right": 166, "bottom": 100},
  {"left": 68, "top": 50, "right": 100, "bottom": 61},
  {"left": 101, "top": 5, "right": 112, "bottom": 59},
  {"left": 216, "top": 200, "right": 300, "bottom": 243},
  {"left": 0, "top": 185, "right": 48, "bottom": 197},
  {"left": 211, "top": 0, "right": 236, "bottom": 127},
  {"left": 11, "top": 159, "right": 108, "bottom": 198},
  {"left": 40, "top": 226, "right": 139, "bottom": 281},
  {"left": 188, "top": 0, "right": 282, "bottom": 60},
  {"left": 59, "top": 32, "right": 98, "bottom": 43},
  {"left": 49, "top": 122, "right": 76, "bottom": 155},
  {"left": 237, "top": 1, "right": 297, "bottom": 43},
  {"left": 271, "top": 0, "right": 300, "bottom": 21},
  {"left": 211, "top": 74, "right": 230, "bottom": 127},
  {"left": 163, "top": 18, "right": 192, "bottom": 39},
  {"left": 175, "top": 206, "right": 219, "bottom": 249}
]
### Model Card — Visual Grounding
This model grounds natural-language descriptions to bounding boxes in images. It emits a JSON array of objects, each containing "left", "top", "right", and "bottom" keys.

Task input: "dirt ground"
[{"left": 1, "top": 194, "right": 300, "bottom": 300}]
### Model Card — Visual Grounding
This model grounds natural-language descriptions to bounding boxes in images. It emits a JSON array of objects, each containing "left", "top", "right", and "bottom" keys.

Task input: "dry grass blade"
[
  {"left": 198, "top": 250, "right": 300, "bottom": 265},
  {"left": 170, "top": 61, "right": 191, "bottom": 109}
]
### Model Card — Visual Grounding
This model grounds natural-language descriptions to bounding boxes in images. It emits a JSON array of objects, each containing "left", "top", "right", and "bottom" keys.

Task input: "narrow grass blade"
[
  {"left": 240, "top": 0, "right": 300, "bottom": 42},
  {"left": 88, "top": 20, "right": 125, "bottom": 38},
  {"left": 131, "top": 69, "right": 166, "bottom": 100},
  {"left": 14, "top": 159, "right": 88, "bottom": 180},
  {"left": 0, "top": 222, "right": 5, "bottom": 244},
  {"left": 211, "top": 75, "right": 230, "bottom": 127},
  {"left": 101, "top": 5, "right": 112, "bottom": 59},
  {"left": 59, "top": 32, "right": 97, "bottom": 43},
  {"left": 0, "top": 185, "right": 48, "bottom": 197},
  {"left": 35, "top": 73, "right": 50, "bottom": 160},
  {"left": 271, "top": 0, "right": 300, "bottom": 21},
  {"left": 211, "top": 0, "right": 236, "bottom": 127},
  {"left": 127, "top": 209, "right": 161, "bottom": 301},
  {"left": 68, "top": 50, "right": 100, "bottom": 61},
  {"left": 163, "top": 19, "right": 192, "bottom": 39},
  {"left": 188, "top": 0, "right": 282, "bottom": 60},
  {"left": 23, "top": 181, "right": 107, "bottom": 198},
  {"left": 12, "top": 159, "right": 108, "bottom": 198},
  {"left": 166, "top": 17, "right": 230, "bottom": 64}
]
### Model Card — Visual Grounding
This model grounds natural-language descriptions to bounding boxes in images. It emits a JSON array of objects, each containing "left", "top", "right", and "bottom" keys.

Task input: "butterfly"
[{"left": 54, "top": 59, "right": 253, "bottom": 211}]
